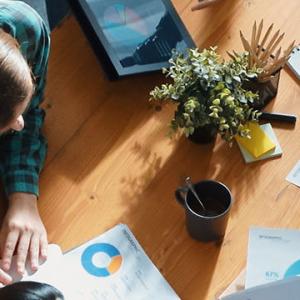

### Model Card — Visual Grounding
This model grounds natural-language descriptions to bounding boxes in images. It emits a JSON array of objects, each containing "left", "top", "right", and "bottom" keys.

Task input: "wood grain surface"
[{"left": 2, "top": 1, "right": 300, "bottom": 299}]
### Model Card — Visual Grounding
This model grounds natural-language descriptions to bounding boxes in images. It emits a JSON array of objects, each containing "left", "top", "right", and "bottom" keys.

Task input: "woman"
[{"left": 0, "top": 0, "right": 50, "bottom": 284}]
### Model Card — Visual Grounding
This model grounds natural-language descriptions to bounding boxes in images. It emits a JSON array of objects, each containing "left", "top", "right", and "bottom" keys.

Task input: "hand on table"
[
  {"left": 0, "top": 193, "right": 48, "bottom": 285},
  {"left": 192, "top": 0, "right": 223, "bottom": 10}
]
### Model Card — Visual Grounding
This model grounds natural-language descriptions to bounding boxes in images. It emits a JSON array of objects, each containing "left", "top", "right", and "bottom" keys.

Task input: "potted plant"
[{"left": 150, "top": 47, "right": 262, "bottom": 143}]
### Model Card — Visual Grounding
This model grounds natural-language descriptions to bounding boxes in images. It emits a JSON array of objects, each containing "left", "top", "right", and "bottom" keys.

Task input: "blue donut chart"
[{"left": 81, "top": 243, "right": 122, "bottom": 277}]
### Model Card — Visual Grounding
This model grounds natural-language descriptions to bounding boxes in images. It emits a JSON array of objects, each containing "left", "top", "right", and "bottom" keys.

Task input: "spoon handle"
[{"left": 185, "top": 177, "right": 206, "bottom": 212}]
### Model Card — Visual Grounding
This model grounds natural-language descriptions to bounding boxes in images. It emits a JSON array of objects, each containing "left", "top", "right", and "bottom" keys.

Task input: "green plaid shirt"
[{"left": 0, "top": 1, "right": 50, "bottom": 197}]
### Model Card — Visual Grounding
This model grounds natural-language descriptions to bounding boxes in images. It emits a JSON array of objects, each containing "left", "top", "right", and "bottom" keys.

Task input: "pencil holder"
[{"left": 243, "top": 69, "right": 281, "bottom": 110}]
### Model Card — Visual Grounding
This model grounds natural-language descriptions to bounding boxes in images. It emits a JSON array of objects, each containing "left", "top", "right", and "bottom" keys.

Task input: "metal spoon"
[{"left": 185, "top": 177, "right": 206, "bottom": 212}]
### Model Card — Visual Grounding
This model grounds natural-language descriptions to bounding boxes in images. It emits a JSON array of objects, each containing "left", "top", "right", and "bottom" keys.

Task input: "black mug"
[{"left": 175, "top": 180, "right": 232, "bottom": 242}]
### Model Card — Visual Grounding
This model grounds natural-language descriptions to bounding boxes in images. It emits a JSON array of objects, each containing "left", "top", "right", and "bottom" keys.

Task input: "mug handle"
[{"left": 175, "top": 186, "right": 188, "bottom": 207}]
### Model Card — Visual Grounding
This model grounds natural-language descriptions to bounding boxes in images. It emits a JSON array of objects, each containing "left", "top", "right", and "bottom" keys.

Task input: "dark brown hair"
[
  {"left": 0, "top": 281, "right": 64, "bottom": 300},
  {"left": 0, "top": 29, "right": 34, "bottom": 128}
]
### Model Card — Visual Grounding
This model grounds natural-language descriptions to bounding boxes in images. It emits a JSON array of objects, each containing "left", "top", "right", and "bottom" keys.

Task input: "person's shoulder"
[
  {"left": 0, "top": 0, "right": 47, "bottom": 35},
  {"left": 0, "top": 1, "right": 49, "bottom": 60}
]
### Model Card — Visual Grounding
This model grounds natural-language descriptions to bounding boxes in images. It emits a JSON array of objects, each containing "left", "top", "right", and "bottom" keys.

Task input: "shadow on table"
[
  {"left": 117, "top": 130, "right": 267, "bottom": 297},
  {"left": 118, "top": 135, "right": 222, "bottom": 297}
]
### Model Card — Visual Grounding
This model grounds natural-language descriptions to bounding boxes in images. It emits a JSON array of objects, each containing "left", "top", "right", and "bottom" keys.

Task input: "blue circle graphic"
[
  {"left": 81, "top": 243, "right": 121, "bottom": 277},
  {"left": 284, "top": 259, "right": 300, "bottom": 278}
]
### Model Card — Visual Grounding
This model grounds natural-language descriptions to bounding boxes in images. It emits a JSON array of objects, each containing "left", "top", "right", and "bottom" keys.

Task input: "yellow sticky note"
[{"left": 235, "top": 122, "right": 276, "bottom": 158}]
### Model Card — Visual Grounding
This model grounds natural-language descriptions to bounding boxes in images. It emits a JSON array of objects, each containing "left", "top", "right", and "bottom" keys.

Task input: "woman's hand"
[
  {"left": 192, "top": 0, "right": 222, "bottom": 10},
  {"left": 0, "top": 268, "right": 12, "bottom": 286},
  {"left": 0, "top": 193, "right": 48, "bottom": 281}
]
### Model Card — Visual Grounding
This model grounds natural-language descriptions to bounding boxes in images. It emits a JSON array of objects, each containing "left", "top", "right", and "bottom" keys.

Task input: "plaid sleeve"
[{"left": 0, "top": 2, "right": 50, "bottom": 197}]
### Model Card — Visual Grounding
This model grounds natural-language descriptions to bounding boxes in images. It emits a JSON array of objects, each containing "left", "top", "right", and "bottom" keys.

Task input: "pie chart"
[
  {"left": 81, "top": 243, "right": 123, "bottom": 277},
  {"left": 102, "top": 3, "right": 150, "bottom": 45}
]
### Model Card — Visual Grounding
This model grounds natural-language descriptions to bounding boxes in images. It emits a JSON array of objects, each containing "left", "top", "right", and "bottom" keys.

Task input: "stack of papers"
[{"left": 235, "top": 123, "right": 282, "bottom": 163}]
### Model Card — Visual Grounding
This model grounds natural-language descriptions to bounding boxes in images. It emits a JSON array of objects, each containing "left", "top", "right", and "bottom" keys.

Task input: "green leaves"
[{"left": 149, "top": 47, "right": 262, "bottom": 141}]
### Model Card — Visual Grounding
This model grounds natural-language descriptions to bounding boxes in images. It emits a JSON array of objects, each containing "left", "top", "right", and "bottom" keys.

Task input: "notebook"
[
  {"left": 235, "top": 122, "right": 276, "bottom": 158},
  {"left": 236, "top": 123, "right": 282, "bottom": 163}
]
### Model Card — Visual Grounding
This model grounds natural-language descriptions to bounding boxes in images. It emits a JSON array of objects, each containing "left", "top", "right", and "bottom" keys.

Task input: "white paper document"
[
  {"left": 222, "top": 276, "right": 300, "bottom": 300},
  {"left": 4, "top": 244, "right": 64, "bottom": 284},
  {"left": 246, "top": 227, "right": 300, "bottom": 289},
  {"left": 61, "top": 224, "right": 180, "bottom": 300},
  {"left": 286, "top": 160, "right": 300, "bottom": 187},
  {"left": 12, "top": 224, "right": 180, "bottom": 300}
]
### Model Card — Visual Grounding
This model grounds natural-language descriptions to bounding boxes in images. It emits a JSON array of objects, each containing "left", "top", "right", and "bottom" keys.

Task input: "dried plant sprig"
[
  {"left": 240, "top": 20, "right": 295, "bottom": 82},
  {"left": 257, "top": 23, "right": 274, "bottom": 58},
  {"left": 240, "top": 31, "right": 259, "bottom": 66},
  {"left": 255, "top": 20, "right": 263, "bottom": 54}
]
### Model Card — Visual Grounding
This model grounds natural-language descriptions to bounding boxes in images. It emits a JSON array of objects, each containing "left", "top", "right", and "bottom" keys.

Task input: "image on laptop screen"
[{"left": 72, "top": 0, "right": 195, "bottom": 78}]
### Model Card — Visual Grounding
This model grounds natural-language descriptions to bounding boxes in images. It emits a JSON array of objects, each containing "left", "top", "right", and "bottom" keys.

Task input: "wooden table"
[{"left": 8, "top": 0, "right": 300, "bottom": 299}]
